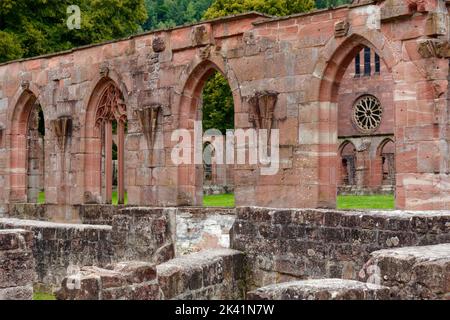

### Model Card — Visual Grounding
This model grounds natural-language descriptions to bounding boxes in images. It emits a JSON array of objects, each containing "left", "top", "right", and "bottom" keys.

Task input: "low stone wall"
[
  {"left": 231, "top": 207, "right": 450, "bottom": 289},
  {"left": 176, "top": 207, "right": 235, "bottom": 255},
  {"left": 0, "top": 218, "right": 114, "bottom": 289},
  {"left": 247, "top": 279, "right": 391, "bottom": 300},
  {"left": 157, "top": 249, "right": 246, "bottom": 300},
  {"left": 6, "top": 203, "right": 127, "bottom": 224},
  {"left": 112, "top": 207, "right": 176, "bottom": 264},
  {"left": 56, "top": 261, "right": 161, "bottom": 300},
  {"left": 0, "top": 208, "right": 178, "bottom": 289},
  {"left": 0, "top": 229, "right": 36, "bottom": 300},
  {"left": 361, "top": 243, "right": 450, "bottom": 300},
  {"left": 56, "top": 249, "right": 245, "bottom": 300}
]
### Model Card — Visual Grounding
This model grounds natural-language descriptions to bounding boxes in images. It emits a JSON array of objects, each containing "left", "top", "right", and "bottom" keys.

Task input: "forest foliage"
[{"left": 0, "top": 0, "right": 351, "bottom": 130}]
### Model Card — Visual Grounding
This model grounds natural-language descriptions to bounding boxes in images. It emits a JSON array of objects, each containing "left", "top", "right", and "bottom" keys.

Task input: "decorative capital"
[
  {"left": 99, "top": 65, "right": 109, "bottom": 78},
  {"left": 247, "top": 90, "right": 279, "bottom": 130},
  {"left": 334, "top": 20, "right": 349, "bottom": 38},
  {"left": 191, "top": 25, "right": 209, "bottom": 46},
  {"left": 137, "top": 104, "right": 162, "bottom": 165},
  {"left": 20, "top": 80, "right": 30, "bottom": 90},
  {"left": 152, "top": 37, "right": 166, "bottom": 53},
  {"left": 51, "top": 116, "right": 72, "bottom": 152},
  {"left": 418, "top": 39, "right": 450, "bottom": 58},
  {"left": 199, "top": 44, "right": 212, "bottom": 60}
]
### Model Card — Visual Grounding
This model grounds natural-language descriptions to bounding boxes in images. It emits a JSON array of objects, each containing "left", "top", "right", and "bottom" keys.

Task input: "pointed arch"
[
  {"left": 175, "top": 59, "right": 241, "bottom": 206},
  {"left": 83, "top": 77, "right": 128, "bottom": 204},
  {"left": 9, "top": 87, "right": 44, "bottom": 203},
  {"left": 313, "top": 31, "right": 400, "bottom": 207}
]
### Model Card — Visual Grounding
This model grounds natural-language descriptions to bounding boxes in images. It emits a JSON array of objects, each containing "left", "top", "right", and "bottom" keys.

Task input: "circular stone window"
[{"left": 352, "top": 95, "right": 383, "bottom": 133}]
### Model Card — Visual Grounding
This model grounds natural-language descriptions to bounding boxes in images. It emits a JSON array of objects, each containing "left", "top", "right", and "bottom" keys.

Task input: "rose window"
[{"left": 352, "top": 95, "right": 382, "bottom": 133}]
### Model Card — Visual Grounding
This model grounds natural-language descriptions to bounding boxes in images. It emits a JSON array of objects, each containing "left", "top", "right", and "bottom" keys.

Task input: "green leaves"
[
  {"left": 202, "top": 72, "right": 235, "bottom": 133},
  {"left": 142, "top": 0, "right": 213, "bottom": 31},
  {"left": 201, "top": 0, "right": 318, "bottom": 132},
  {"left": 203, "top": 0, "right": 316, "bottom": 19},
  {"left": 0, "top": 31, "right": 23, "bottom": 63},
  {"left": 0, "top": 0, "right": 148, "bottom": 63}
]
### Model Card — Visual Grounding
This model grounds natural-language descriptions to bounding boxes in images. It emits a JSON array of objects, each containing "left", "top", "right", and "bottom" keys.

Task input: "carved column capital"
[
  {"left": 418, "top": 39, "right": 450, "bottom": 58},
  {"left": 137, "top": 104, "right": 162, "bottom": 166},
  {"left": 247, "top": 90, "right": 279, "bottom": 130},
  {"left": 51, "top": 116, "right": 72, "bottom": 152}
]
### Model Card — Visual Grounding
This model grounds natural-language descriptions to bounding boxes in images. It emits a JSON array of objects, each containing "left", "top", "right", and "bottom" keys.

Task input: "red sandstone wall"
[
  {"left": 0, "top": 1, "right": 449, "bottom": 210},
  {"left": 338, "top": 51, "right": 394, "bottom": 137}
]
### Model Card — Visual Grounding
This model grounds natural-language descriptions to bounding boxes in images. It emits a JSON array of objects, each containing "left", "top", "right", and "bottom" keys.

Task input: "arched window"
[
  {"left": 340, "top": 141, "right": 356, "bottom": 186},
  {"left": 27, "top": 102, "right": 45, "bottom": 203},
  {"left": 94, "top": 82, "right": 127, "bottom": 204},
  {"left": 354, "top": 46, "right": 381, "bottom": 77},
  {"left": 379, "top": 139, "right": 395, "bottom": 186}
]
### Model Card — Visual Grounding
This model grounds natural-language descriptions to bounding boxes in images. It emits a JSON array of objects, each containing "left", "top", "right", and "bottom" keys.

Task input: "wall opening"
[
  {"left": 177, "top": 61, "right": 238, "bottom": 207},
  {"left": 85, "top": 80, "right": 127, "bottom": 205},
  {"left": 201, "top": 71, "right": 235, "bottom": 207},
  {"left": 26, "top": 102, "right": 45, "bottom": 203},
  {"left": 334, "top": 41, "right": 395, "bottom": 207}
]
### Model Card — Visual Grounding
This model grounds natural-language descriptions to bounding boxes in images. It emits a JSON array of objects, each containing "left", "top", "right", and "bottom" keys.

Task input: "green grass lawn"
[
  {"left": 112, "top": 191, "right": 128, "bottom": 205},
  {"left": 203, "top": 194, "right": 394, "bottom": 209},
  {"left": 37, "top": 191, "right": 128, "bottom": 206},
  {"left": 38, "top": 191, "right": 394, "bottom": 209},
  {"left": 203, "top": 194, "right": 235, "bottom": 207},
  {"left": 337, "top": 194, "right": 394, "bottom": 209},
  {"left": 38, "top": 191, "right": 45, "bottom": 204},
  {"left": 33, "top": 292, "right": 56, "bottom": 300}
]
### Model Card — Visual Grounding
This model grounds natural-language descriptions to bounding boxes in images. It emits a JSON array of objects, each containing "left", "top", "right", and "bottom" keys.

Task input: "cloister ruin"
[{"left": 1, "top": 0, "right": 450, "bottom": 300}]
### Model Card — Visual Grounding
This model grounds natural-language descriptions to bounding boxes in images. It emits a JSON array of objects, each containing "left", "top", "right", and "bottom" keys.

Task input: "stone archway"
[
  {"left": 175, "top": 59, "right": 242, "bottom": 206},
  {"left": 338, "top": 141, "right": 357, "bottom": 191},
  {"left": 378, "top": 138, "right": 395, "bottom": 189},
  {"left": 84, "top": 78, "right": 128, "bottom": 204},
  {"left": 314, "top": 32, "right": 398, "bottom": 208},
  {"left": 9, "top": 88, "right": 45, "bottom": 203}
]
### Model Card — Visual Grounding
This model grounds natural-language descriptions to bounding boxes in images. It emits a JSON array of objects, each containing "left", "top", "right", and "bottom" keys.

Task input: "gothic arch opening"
[
  {"left": 338, "top": 141, "right": 356, "bottom": 190},
  {"left": 378, "top": 139, "right": 395, "bottom": 190},
  {"left": 84, "top": 79, "right": 128, "bottom": 204},
  {"left": 10, "top": 90, "right": 45, "bottom": 203},
  {"left": 318, "top": 35, "right": 396, "bottom": 208},
  {"left": 177, "top": 61, "right": 238, "bottom": 206}
]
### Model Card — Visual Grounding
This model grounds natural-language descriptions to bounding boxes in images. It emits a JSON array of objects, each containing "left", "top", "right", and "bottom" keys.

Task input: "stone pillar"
[
  {"left": 117, "top": 122, "right": 125, "bottom": 204},
  {"left": 104, "top": 122, "right": 113, "bottom": 203}
]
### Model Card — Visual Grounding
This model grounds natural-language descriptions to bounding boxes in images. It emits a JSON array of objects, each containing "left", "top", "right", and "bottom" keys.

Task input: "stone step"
[
  {"left": 247, "top": 278, "right": 391, "bottom": 300},
  {"left": 360, "top": 243, "right": 450, "bottom": 300}
]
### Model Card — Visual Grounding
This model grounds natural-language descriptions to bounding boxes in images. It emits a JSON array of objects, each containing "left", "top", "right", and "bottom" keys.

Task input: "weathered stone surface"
[
  {"left": 176, "top": 207, "right": 235, "bottom": 255},
  {"left": 56, "top": 249, "right": 244, "bottom": 300},
  {"left": 0, "top": 285, "right": 34, "bottom": 300},
  {"left": 56, "top": 261, "right": 161, "bottom": 300},
  {"left": 157, "top": 249, "right": 246, "bottom": 300},
  {"left": 247, "top": 279, "right": 391, "bottom": 300},
  {"left": 360, "top": 243, "right": 450, "bottom": 300},
  {"left": 0, "top": 218, "right": 114, "bottom": 289},
  {"left": 0, "top": 2, "right": 447, "bottom": 210},
  {"left": 0, "top": 229, "right": 35, "bottom": 300},
  {"left": 112, "top": 207, "right": 176, "bottom": 264},
  {"left": 231, "top": 207, "right": 450, "bottom": 289}
]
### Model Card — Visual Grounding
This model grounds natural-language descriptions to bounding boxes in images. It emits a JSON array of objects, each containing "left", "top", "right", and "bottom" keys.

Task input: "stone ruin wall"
[
  {"left": 0, "top": 206, "right": 449, "bottom": 299},
  {"left": 0, "top": 206, "right": 235, "bottom": 290},
  {"left": 231, "top": 207, "right": 450, "bottom": 290},
  {"left": 0, "top": 229, "right": 35, "bottom": 300},
  {"left": 0, "top": 1, "right": 449, "bottom": 210}
]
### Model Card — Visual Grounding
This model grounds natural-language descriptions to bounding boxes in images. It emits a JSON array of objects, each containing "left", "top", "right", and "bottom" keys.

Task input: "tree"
[
  {"left": 201, "top": 0, "right": 316, "bottom": 132},
  {"left": 202, "top": 72, "right": 235, "bottom": 132},
  {"left": 315, "top": 0, "right": 352, "bottom": 9},
  {"left": 203, "top": 0, "right": 315, "bottom": 19},
  {"left": 142, "top": 0, "right": 213, "bottom": 31},
  {"left": 0, "top": 0, "right": 148, "bottom": 63}
]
